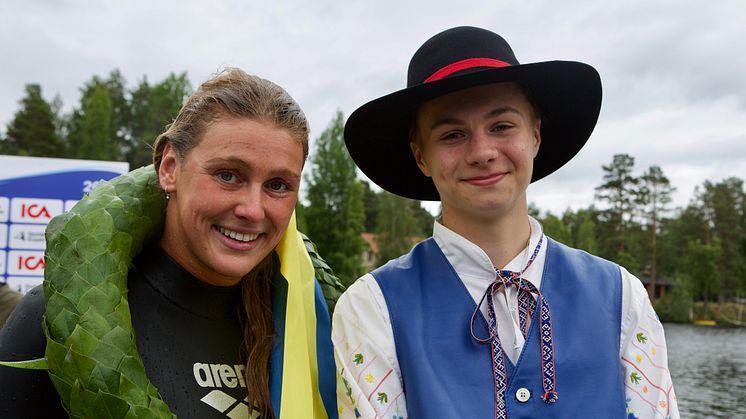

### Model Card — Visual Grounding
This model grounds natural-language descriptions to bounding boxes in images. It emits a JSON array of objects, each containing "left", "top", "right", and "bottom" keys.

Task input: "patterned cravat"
[{"left": 470, "top": 233, "right": 558, "bottom": 419}]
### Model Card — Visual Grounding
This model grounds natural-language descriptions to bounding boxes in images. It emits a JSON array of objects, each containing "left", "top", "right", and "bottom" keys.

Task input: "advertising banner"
[{"left": 0, "top": 155, "right": 129, "bottom": 293}]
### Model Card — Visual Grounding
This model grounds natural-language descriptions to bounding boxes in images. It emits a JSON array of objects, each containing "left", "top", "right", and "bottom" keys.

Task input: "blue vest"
[{"left": 373, "top": 238, "right": 625, "bottom": 418}]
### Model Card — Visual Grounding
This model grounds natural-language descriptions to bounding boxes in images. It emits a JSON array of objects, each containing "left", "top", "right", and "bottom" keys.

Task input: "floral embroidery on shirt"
[
  {"left": 365, "top": 373, "right": 375, "bottom": 383},
  {"left": 636, "top": 332, "right": 647, "bottom": 344},
  {"left": 354, "top": 353, "right": 365, "bottom": 365},
  {"left": 342, "top": 375, "right": 354, "bottom": 402},
  {"left": 376, "top": 392, "right": 388, "bottom": 404},
  {"left": 630, "top": 372, "right": 642, "bottom": 384}
]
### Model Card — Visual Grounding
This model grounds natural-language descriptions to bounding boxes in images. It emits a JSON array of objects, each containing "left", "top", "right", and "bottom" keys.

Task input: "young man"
[{"left": 334, "top": 26, "right": 678, "bottom": 419}]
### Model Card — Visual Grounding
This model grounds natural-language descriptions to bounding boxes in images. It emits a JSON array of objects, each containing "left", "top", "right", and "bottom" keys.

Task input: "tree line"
[
  {"left": 2, "top": 71, "right": 744, "bottom": 322},
  {"left": 296, "top": 110, "right": 746, "bottom": 319},
  {"left": 0, "top": 73, "right": 436, "bottom": 288},
  {"left": 1, "top": 70, "right": 191, "bottom": 168},
  {"left": 537, "top": 154, "right": 745, "bottom": 322}
]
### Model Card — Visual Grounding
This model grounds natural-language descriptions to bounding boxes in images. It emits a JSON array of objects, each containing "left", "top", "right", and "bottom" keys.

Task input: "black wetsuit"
[{"left": 0, "top": 246, "right": 256, "bottom": 418}]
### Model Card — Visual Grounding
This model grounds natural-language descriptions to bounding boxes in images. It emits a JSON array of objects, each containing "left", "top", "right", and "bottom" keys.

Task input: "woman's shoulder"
[
  {"left": 0, "top": 285, "right": 67, "bottom": 417},
  {"left": 0, "top": 285, "right": 47, "bottom": 359}
]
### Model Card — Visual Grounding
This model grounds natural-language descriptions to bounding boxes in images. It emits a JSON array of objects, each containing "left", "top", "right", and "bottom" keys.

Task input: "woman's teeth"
[{"left": 218, "top": 227, "right": 258, "bottom": 242}]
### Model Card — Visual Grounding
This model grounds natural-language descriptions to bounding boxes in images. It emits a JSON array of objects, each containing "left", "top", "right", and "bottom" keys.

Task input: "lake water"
[{"left": 665, "top": 323, "right": 746, "bottom": 418}]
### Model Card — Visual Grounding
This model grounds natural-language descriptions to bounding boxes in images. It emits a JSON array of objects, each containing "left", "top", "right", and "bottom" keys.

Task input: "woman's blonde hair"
[{"left": 153, "top": 67, "right": 308, "bottom": 170}]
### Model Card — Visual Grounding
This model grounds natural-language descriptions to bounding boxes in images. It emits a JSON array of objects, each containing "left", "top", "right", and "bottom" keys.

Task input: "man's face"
[{"left": 412, "top": 82, "right": 541, "bottom": 224}]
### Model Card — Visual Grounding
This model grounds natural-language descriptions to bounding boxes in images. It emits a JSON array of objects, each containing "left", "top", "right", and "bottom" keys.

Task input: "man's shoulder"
[
  {"left": 372, "top": 237, "right": 437, "bottom": 275},
  {"left": 545, "top": 238, "right": 622, "bottom": 278},
  {"left": 547, "top": 238, "right": 618, "bottom": 265}
]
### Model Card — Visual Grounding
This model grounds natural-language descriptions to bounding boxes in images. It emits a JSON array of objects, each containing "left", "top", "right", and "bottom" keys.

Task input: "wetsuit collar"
[{"left": 133, "top": 245, "right": 243, "bottom": 320}]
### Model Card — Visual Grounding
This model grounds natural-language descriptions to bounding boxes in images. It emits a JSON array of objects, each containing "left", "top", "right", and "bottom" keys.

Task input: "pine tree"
[
  {"left": 638, "top": 166, "right": 675, "bottom": 299},
  {"left": 683, "top": 239, "right": 721, "bottom": 316},
  {"left": 699, "top": 178, "right": 746, "bottom": 306},
  {"left": 657, "top": 203, "right": 708, "bottom": 280},
  {"left": 3, "top": 84, "right": 65, "bottom": 157},
  {"left": 375, "top": 191, "right": 417, "bottom": 266},
  {"left": 127, "top": 73, "right": 191, "bottom": 168},
  {"left": 78, "top": 85, "right": 116, "bottom": 160},
  {"left": 304, "top": 111, "right": 366, "bottom": 285},
  {"left": 361, "top": 181, "right": 379, "bottom": 232},
  {"left": 67, "top": 75, "right": 119, "bottom": 160},
  {"left": 594, "top": 154, "right": 639, "bottom": 259}
]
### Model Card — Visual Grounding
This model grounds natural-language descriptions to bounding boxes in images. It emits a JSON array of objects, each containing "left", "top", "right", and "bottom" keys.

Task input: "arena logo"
[{"left": 193, "top": 362, "right": 262, "bottom": 419}]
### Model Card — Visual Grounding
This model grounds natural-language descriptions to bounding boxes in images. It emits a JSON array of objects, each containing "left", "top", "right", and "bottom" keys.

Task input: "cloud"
[{"left": 0, "top": 0, "right": 743, "bottom": 216}]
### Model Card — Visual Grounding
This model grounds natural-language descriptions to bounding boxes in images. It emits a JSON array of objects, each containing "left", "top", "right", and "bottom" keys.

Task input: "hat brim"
[{"left": 344, "top": 60, "right": 602, "bottom": 201}]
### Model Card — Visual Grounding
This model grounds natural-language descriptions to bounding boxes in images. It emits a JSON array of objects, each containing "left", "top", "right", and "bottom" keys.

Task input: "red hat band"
[{"left": 424, "top": 58, "right": 512, "bottom": 83}]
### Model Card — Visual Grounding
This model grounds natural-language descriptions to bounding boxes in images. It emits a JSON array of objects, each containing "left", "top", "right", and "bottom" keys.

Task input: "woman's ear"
[{"left": 158, "top": 143, "right": 179, "bottom": 193}]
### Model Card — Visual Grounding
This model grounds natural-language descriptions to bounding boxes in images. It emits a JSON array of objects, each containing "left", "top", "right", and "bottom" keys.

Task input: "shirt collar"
[{"left": 432, "top": 216, "right": 545, "bottom": 282}]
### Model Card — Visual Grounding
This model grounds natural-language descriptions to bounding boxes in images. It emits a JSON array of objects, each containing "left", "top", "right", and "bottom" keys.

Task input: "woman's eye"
[
  {"left": 217, "top": 171, "right": 238, "bottom": 183},
  {"left": 441, "top": 131, "right": 463, "bottom": 141},
  {"left": 267, "top": 180, "right": 289, "bottom": 192}
]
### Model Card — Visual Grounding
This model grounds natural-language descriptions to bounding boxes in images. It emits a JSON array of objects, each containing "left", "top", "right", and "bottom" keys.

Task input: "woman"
[{"left": 0, "top": 68, "right": 339, "bottom": 418}]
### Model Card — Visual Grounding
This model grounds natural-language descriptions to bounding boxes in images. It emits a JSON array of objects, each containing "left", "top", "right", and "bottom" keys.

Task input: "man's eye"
[
  {"left": 267, "top": 180, "right": 289, "bottom": 192},
  {"left": 492, "top": 123, "right": 512, "bottom": 132},
  {"left": 217, "top": 171, "right": 237, "bottom": 183}
]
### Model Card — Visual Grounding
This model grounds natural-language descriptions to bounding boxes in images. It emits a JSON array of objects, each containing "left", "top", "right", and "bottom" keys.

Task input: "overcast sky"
[{"left": 1, "top": 0, "right": 744, "bottom": 215}]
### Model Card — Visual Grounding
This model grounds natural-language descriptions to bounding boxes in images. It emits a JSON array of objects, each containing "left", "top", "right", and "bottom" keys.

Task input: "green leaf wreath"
[{"left": 41, "top": 165, "right": 345, "bottom": 418}]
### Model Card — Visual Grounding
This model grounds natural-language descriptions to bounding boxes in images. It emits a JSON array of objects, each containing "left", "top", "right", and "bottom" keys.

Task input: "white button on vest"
[{"left": 515, "top": 387, "right": 531, "bottom": 402}]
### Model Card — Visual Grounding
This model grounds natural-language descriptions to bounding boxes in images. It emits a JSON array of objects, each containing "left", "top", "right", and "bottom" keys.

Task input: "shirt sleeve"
[
  {"left": 332, "top": 274, "right": 408, "bottom": 419},
  {"left": 619, "top": 268, "right": 679, "bottom": 419}
]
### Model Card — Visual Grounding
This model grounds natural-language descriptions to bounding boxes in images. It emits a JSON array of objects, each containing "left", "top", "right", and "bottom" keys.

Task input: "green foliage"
[
  {"left": 638, "top": 165, "right": 675, "bottom": 298},
  {"left": 681, "top": 239, "right": 721, "bottom": 306},
  {"left": 595, "top": 153, "right": 638, "bottom": 258},
  {"left": 126, "top": 73, "right": 191, "bottom": 168},
  {"left": 542, "top": 207, "right": 597, "bottom": 254},
  {"left": 638, "top": 166, "right": 675, "bottom": 222},
  {"left": 613, "top": 250, "right": 641, "bottom": 273},
  {"left": 295, "top": 202, "right": 308, "bottom": 233},
  {"left": 79, "top": 85, "right": 117, "bottom": 160},
  {"left": 2, "top": 84, "right": 66, "bottom": 157},
  {"left": 699, "top": 178, "right": 746, "bottom": 302},
  {"left": 300, "top": 232, "right": 346, "bottom": 315},
  {"left": 410, "top": 201, "right": 436, "bottom": 238},
  {"left": 361, "top": 181, "right": 379, "bottom": 232},
  {"left": 575, "top": 215, "right": 598, "bottom": 254},
  {"left": 657, "top": 204, "right": 708, "bottom": 278},
  {"left": 540, "top": 212, "right": 571, "bottom": 244},
  {"left": 66, "top": 72, "right": 128, "bottom": 161},
  {"left": 44, "top": 166, "right": 173, "bottom": 418},
  {"left": 305, "top": 111, "right": 366, "bottom": 286},
  {"left": 653, "top": 276, "right": 693, "bottom": 323},
  {"left": 375, "top": 192, "right": 420, "bottom": 265}
]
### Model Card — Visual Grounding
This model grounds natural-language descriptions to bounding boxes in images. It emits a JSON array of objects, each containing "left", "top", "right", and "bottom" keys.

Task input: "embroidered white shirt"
[{"left": 333, "top": 217, "right": 678, "bottom": 419}]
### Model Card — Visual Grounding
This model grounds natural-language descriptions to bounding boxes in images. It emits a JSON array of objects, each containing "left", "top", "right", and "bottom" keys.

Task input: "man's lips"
[{"left": 463, "top": 172, "right": 507, "bottom": 186}]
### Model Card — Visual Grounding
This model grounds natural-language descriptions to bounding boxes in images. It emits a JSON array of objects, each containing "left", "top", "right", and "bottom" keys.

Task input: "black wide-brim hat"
[{"left": 344, "top": 26, "right": 602, "bottom": 201}]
